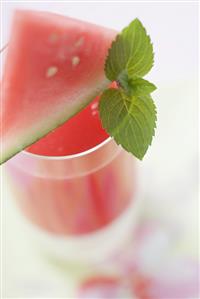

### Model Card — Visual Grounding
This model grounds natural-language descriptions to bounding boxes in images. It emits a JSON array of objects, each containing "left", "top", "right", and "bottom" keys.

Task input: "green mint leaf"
[
  {"left": 128, "top": 78, "right": 156, "bottom": 95},
  {"left": 125, "top": 78, "right": 156, "bottom": 96},
  {"left": 99, "top": 88, "right": 157, "bottom": 160},
  {"left": 105, "top": 18, "right": 154, "bottom": 81},
  {"left": 117, "top": 72, "right": 156, "bottom": 96}
]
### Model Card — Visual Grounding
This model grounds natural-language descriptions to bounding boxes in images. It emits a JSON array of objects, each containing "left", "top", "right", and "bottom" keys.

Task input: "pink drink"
[{"left": 6, "top": 95, "right": 136, "bottom": 235}]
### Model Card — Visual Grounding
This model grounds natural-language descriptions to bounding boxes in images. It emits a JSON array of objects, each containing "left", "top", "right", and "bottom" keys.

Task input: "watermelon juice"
[{"left": 6, "top": 95, "right": 136, "bottom": 236}]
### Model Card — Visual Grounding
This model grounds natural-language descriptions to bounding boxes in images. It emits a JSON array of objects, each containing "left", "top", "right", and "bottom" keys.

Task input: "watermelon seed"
[
  {"left": 92, "top": 110, "right": 98, "bottom": 116},
  {"left": 46, "top": 66, "right": 58, "bottom": 78},
  {"left": 72, "top": 56, "right": 80, "bottom": 66},
  {"left": 75, "top": 37, "right": 84, "bottom": 47},
  {"left": 91, "top": 102, "right": 98, "bottom": 110}
]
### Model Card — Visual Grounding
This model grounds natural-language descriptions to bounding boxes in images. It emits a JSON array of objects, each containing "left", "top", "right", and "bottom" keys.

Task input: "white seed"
[
  {"left": 46, "top": 66, "right": 58, "bottom": 78},
  {"left": 72, "top": 56, "right": 80, "bottom": 66},
  {"left": 91, "top": 102, "right": 98, "bottom": 110},
  {"left": 75, "top": 37, "right": 84, "bottom": 47},
  {"left": 92, "top": 110, "right": 98, "bottom": 116}
]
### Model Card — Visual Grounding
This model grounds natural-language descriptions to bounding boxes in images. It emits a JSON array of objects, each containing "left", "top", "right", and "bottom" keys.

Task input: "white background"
[{"left": 1, "top": 1, "right": 199, "bottom": 297}]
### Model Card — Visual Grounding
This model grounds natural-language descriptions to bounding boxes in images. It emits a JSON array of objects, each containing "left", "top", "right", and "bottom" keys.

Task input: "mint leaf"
[
  {"left": 99, "top": 88, "right": 157, "bottom": 160},
  {"left": 105, "top": 19, "right": 154, "bottom": 81},
  {"left": 117, "top": 72, "right": 156, "bottom": 96},
  {"left": 128, "top": 78, "right": 156, "bottom": 95}
]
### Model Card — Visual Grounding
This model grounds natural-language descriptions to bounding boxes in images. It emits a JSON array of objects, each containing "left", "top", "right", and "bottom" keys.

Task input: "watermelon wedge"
[{"left": 1, "top": 10, "right": 116, "bottom": 164}]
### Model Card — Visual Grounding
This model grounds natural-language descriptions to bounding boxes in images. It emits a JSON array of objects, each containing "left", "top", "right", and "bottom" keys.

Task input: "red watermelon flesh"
[{"left": 1, "top": 10, "right": 116, "bottom": 164}]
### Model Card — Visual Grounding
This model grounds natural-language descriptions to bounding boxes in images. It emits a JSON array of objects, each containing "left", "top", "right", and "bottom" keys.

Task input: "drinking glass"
[{"left": 5, "top": 138, "right": 139, "bottom": 262}]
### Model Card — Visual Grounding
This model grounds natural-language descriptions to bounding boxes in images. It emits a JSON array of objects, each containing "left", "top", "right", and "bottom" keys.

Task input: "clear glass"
[
  {"left": 5, "top": 138, "right": 138, "bottom": 262},
  {"left": 6, "top": 138, "right": 136, "bottom": 236}
]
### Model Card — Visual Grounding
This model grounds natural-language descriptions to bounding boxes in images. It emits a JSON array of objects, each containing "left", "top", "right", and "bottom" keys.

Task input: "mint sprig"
[{"left": 99, "top": 18, "right": 157, "bottom": 160}]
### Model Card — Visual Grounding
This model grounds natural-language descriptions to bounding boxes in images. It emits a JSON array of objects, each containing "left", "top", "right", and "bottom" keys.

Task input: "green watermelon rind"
[{"left": 1, "top": 78, "right": 110, "bottom": 164}]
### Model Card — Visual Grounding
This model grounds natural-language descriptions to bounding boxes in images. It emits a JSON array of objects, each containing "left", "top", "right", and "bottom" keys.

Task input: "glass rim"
[{"left": 22, "top": 136, "right": 113, "bottom": 161}]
